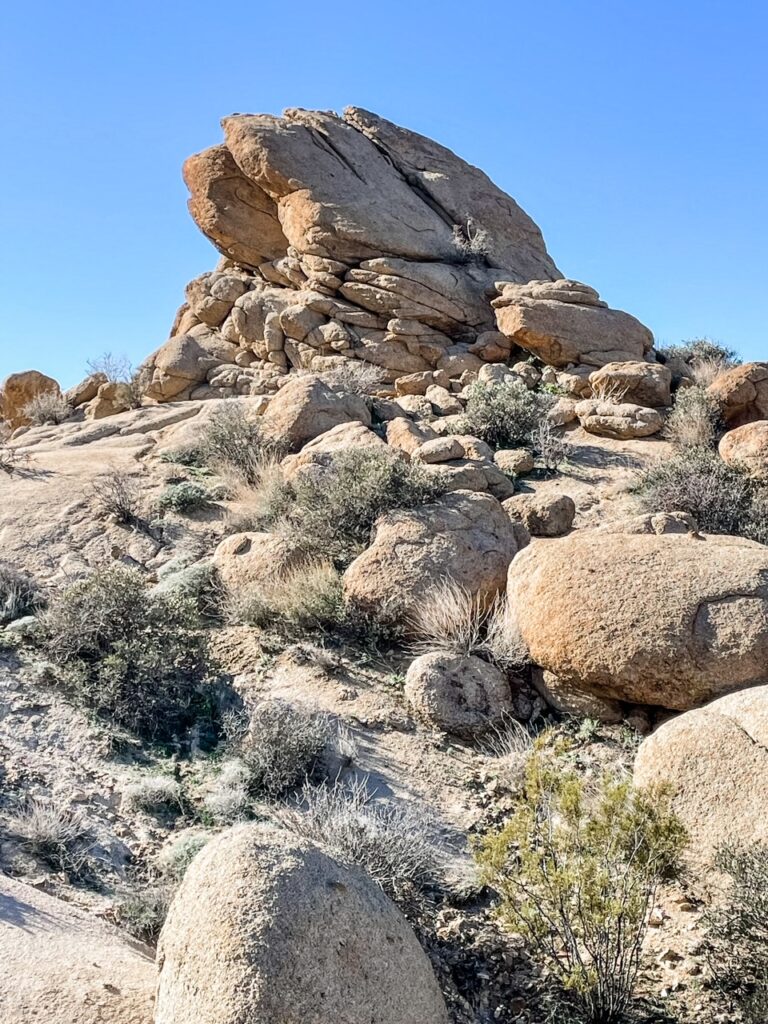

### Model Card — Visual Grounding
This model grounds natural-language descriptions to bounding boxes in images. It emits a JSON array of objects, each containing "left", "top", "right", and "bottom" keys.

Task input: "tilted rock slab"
[
  {"left": 634, "top": 685, "right": 768, "bottom": 875},
  {"left": 155, "top": 823, "right": 450, "bottom": 1024},
  {"left": 506, "top": 529, "right": 768, "bottom": 710}
]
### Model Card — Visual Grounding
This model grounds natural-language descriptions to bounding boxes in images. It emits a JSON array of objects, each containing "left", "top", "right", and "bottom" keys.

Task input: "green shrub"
[
  {"left": 658, "top": 338, "right": 740, "bottom": 369},
  {"left": 635, "top": 446, "right": 768, "bottom": 545},
  {"left": 199, "top": 402, "right": 286, "bottom": 485},
  {"left": 704, "top": 843, "right": 768, "bottom": 1022},
  {"left": 476, "top": 749, "right": 686, "bottom": 1024},
  {"left": 459, "top": 378, "right": 553, "bottom": 450},
  {"left": 664, "top": 385, "right": 721, "bottom": 450},
  {"left": 280, "top": 448, "right": 444, "bottom": 566},
  {"left": 39, "top": 565, "right": 211, "bottom": 740},
  {"left": 157, "top": 481, "right": 212, "bottom": 514},
  {"left": 229, "top": 560, "right": 346, "bottom": 635},
  {"left": 0, "top": 562, "right": 41, "bottom": 623}
]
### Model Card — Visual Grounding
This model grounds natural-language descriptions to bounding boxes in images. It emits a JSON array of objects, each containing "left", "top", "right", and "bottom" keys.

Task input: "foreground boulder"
[
  {"left": 213, "top": 531, "right": 306, "bottom": 589},
  {"left": 405, "top": 652, "right": 512, "bottom": 736},
  {"left": 503, "top": 492, "right": 576, "bottom": 537},
  {"left": 708, "top": 361, "right": 768, "bottom": 426},
  {"left": 492, "top": 279, "right": 653, "bottom": 368},
  {"left": 343, "top": 490, "right": 518, "bottom": 623},
  {"left": 719, "top": 420, "right": 768, "bottom": 476},
  {"left": 0, "top": 370, "right": 61, "bottom": 430},
  {"left": 634, "top": 686, "right": 768, "bottom": 875},
  {"left": 155, "top": 824, "right": 449, "bottom": 1024},
  {"left": 0, "top": 873, "right": 154, "bottom": 1023},
  {"left": 506, "top": 529, "right": 768, "bottom": 709}
]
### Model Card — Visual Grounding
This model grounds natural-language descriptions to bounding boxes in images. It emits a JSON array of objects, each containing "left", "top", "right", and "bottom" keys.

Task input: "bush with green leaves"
[
  {"left": 157, "top": 481, "right": 212, "bottom": 514},
  {"left": 635, "top": 445, "right": 768, "bottom": 545},
  {"left": 704, "top": 843, "right": 768, "bottom": 1023},
  {"left": 475, "top": 748, "right": 686, "bottom": 1024},
  {"left": 658, "top": 338, "right": 740, "bottom": 369},
  {"left": 199, "top": 402, "right": 286, "bottom": 485},
  {"left": 459, "top": 378, "right": 554, "bottom": 450},
  {"left": 0, "top": 562, "right": 41, "bottom": 624},
  {"left": 39, "top": 565, "right": 211, "bottom": 740}
]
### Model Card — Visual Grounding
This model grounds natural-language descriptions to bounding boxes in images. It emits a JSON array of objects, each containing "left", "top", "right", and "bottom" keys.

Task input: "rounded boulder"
[{"left": 405, "top": 652, "right": 512, "bottom": 737}]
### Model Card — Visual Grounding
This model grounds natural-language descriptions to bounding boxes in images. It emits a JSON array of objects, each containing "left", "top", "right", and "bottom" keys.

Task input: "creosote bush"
[
  {"left": 704, "top": 843, "right": 768, "bottom": 1023},
  {"left": 39, "top": 565, "right": 211, "bottom": 740},
  {"left": 22, "top": 390, "right": 72, "bottom": 426},
  {"left": 282, "top": 777, "right": 444, "bottom": 913},
  {"left": 635, "top": 446, "right": 768, "bottom": 545},
  {"left": 664, "top": 385, "right": 721, "bottom": 450},
  {"left": 0, "top": 562, "right": 41, "bottom": 624},
  {"left": 476, "top": 748, "right": 686, "bottom": 1024},
  {"left": 658, "top": 338, "right": 740, "bottom": 370},
  {"left": 459, "top": 378, "right": 554, "bottom": 450}
]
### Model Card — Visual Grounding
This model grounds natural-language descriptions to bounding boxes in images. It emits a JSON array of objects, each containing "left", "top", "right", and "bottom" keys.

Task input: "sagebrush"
[{"left": 236, "top": 699, "right": 332, "bottom": 799}]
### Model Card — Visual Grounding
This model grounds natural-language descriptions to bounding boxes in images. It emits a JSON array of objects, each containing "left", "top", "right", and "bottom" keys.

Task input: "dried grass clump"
[
  {"left": 7, "top": 796, "right": 90, "bottom": 871},
  {"left": 199, "top": 403, "right": 286, "bottom": 486},
  {"left": 664, "top": 385, "right": 720, "bottom": 450},
  {"left": 0, "top": 562, "right": 41, "bottom": 624},
  {"left": 122, "top": 775, "right": 182, "bottom": 813},
  {"left": 22, "top": 390, "right": 72, "bottom": 426},
  {"left": 408, "top": 578, "right": 488, "bottom": 658},
  {"left": 323, "top": 361, "right": 388, "bottom": 396}
]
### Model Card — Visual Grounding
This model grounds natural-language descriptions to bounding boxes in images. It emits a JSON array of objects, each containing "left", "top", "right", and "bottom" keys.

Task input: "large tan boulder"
[
  {"left": 634, "top": 686, "right": 768, "bottom": 875},
  {"left": 503, "top": 492, "right": 575, "bottom": 537},
  {"left": 65, "top": 372, "right": 108, "bottom": 408},
  {"left": 143, "top": 328, "right": 239, "bottom": 401},
  {"left": 506, "top": 529, "right": 768, "bottom": 710},
  {"left": 492, "top": 279, "right": 653, "bottom": 368},
  {"left": 280, "top": 420, "right": 388, "bottom": 481},
  {"left": 155, "top": 824, "right": 449, "bottom": 1024},
  {"left": 0, "top": 873, "right": 154, "bottom": 1023},
  {"left": 719, "top": 420, "right": 768, "bottom": 476},
  {"left": 213, "top": 531, "right": 306, "bottom": 590},
  {"left": 588, "top": 360, "right": 672, "bottom": 407},
  {"left": 708, "top": 361, "right": 768, "bottom": 426},
  {"left": 0, "top": 370, "right": 61, "bottom": 429},
  {"left": 573, "top": 398, "right": 664, "bottom": 438},
  {"left": 261, "top": 374, "right": 371, "bottom": 448},
  {"left": 405, "top": 652, "right": 512, "bottom": 737},
  {"left": 343, "top": 490, "right": 518, "bottom": 624}
]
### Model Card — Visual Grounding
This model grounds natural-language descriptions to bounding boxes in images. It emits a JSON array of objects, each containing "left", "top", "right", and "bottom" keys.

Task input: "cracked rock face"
[
  {"left": 634, "top": 685, "right": 768, "bottom": 877},
  {"left": 506, "top": 529, "right": 768, "bottom": 710},
  {"left": 142, "top": 107, "right": 565, "bottom": 401}
]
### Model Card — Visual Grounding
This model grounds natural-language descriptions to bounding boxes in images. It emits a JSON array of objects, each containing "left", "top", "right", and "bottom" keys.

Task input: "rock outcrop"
[
  {"left": 155, "top": 823, "right": 450, "bottom": 1024},
  {"left": 634, "top": 686, "right": 768, "bottom": 875},
  {"left": 0, "top": 370, "right": 61, "bottom": 430},
  {"left": 573, "top": 399, "right": 664, "bottom": 438},
  {"left": 0, "top": 873, "right": 154, "bottom": 1024},
  {"left": 506, "top": 528, "right": 768, "bottom": 710}
]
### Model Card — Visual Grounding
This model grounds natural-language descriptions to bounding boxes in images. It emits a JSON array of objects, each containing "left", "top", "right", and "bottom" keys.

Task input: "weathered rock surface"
[
  {"left": 260, "top": 374, "right": 371, "bottom": 448},
  {"left": 493, "top": 279, "right": 653, "bottom": 368},
  {"left": 343, "top": 490, "right": 518, "bottom": 623},
  {"left": 708, "top": 361, "right": 768, "bottom": 426},
  {"left": 155, "top": 823, "right": 450, "bottom": 1024},
  {"left": 213, "top": 531, "right": 306, "bottom": 589},
  {"left": 0, "top": 370, "right": 61, "bottom": 429},
  {"left": 506, "top": 529, "right": 768, "bottom": 709},
  {"left": 0, "top": 872, "right": 154, "bottom": 1023},
  {"left": 503, "top": 492, "right": 575, "bottom": 537},
  {"left": 719, "top": 420, "right": 768, "bottom": 475},
  {"left": 280, "top": 420, "right": 388, "bottom": 480},
  {"left": 589, "top": 360, "right": 672, "bottom": 407},
  {"left": 405, "top": 652, "right": 512, "bottom": 736},
  {"left": 574, "top": 399, "right": 664, "bottom": 438},
  {"left": 634, "top": 686, "right": 768, "bottom": 873}
]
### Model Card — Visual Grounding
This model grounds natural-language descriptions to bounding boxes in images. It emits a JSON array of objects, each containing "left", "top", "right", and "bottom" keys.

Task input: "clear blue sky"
[{"left": 1, "top": 1, "right": 766, "bottom": 388}]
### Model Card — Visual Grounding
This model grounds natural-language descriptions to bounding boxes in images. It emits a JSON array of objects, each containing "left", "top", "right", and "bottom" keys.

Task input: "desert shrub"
[
  {"left": 22, "top": 390, "right": 72, "bottom": 426},
  {"left": 658, "top": 338, "right": 740, "bottom": 370},
  {"left": 86, "top": 352, "right": 146, "bottom": 407},
  {"left": 115, "top": 881, "right": 173, "bottom": 943},
  {"left": 664, "top": 385, "right": 720, "bottom": 450},
  {"left": 282, "top": 777, "right": 444, "bottom": 912},
  {"left": 90, "top": 467, "right": 142, "bottom": 525},
  {"left": 323, "top": 361, "right": 388, "bottom": 396},
  {"left": 199, "top": 402, "right": 286, "bottom": 485},
  {"left": 0, "top": 562, "right": 41, "bottom": 623},
  {"left": 203, "top": 760, "right": 251, "bottom": 824},
  {"left": 39, "top": 565, "right": 211, "bottom": 740},
  {"left": 7, "top": 796, "right": 90, "bottom": 872},
  {"left": 482, "top": 715, "right": 536, "bottom": 791},
  {"left": 228, "top": 560, "right": 346, "bottom": 636},
  {"left": 158, "top": 444, "right": 206, "bottom": 467},
  {"left": 279, "top": 448, "right": 444, "bottom": 566},
  {"left": 532, "top": 419, "right": 572, "bottom": 472},
  {"left": 157, "top": 481, "right": 211, "bottom": 514},
  {"left": 237, "top": 700, "right": 332, "bottom": 799},
  {"left": 122, "top": 775, "right": 182, "bottom": 813},
  {"left": 704, "top": 843, "right": 768, "bottom": 1022},
  {"left": 459, "top": 379, "right": 553, "bottom": 450},
  {"left": 450, "top": 219, "right": 492, "bottom": 264},
  {"left": 635, "top": 446, "right": 768, "bottom": 545},
  {"left": 409, "top": 578, "right": 489, "bottom": 657},
  {"left": 0, "top": 441, "right": 30, "bottom": 475},
  {"left": 155, "top": 832, "right": 209, "bottom": 881},
  {"left": 476, "top": 753, "right": 686, "bottom": 1024},
  {"left": 225, "top": 458, "right": 294, "bottom": 533}
]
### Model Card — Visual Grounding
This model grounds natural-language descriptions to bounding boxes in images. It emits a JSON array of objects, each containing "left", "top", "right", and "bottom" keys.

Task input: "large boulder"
[
  {"left": 573, "top": 398, "right": 664, "bottom": 438},
  {"left": 634, "top": 686, "right": 768, "bottom": 875},
  {"left": 503, "top": 492, "right": 576, "bottom": 537},
  {"left": 0, "top": 873, "right": 154, "bottom": 1023},
  {"left": 588, "top": 360, "right": 672, "bottom": 407},
  {"left": 280, "top": 420, "right": 389, "bottom": 481},
  {"left": 719, "top": 420, "right": 768, "bottom": 476},
  {"left": 343, "top": 490, "right": 518, "bottom": 624},
  {"left": 261, "top": 375, "right": 371, "bottom": 448},
  {"left": 155, "top": 824, "right": 449, "bottom": 1024},
  {"left": 506, "top": 529, "right": 768, "bottom": 710},
  {"left": 708, "top": 361, "right": 768, "bottom": 426},
  {"left": 213, "top": 531, "right": 306, "bottom": 590},
  {"left": 143, "top": 328, "right": 239, "bottom": 401},
  {"left": 492, "top": 279, "right": 653, "bottom": 368},
  {"left": 0, "top": 370, "right": 61, "bottom": 429},
  {"left": 405, "top": 652, "right": 512, "bottom": 737}
]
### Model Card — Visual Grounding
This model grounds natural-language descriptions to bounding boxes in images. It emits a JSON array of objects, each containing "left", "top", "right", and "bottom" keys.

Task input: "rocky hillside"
[{"left": 1, "top": 108, "right": 768, "bottom": 1024}]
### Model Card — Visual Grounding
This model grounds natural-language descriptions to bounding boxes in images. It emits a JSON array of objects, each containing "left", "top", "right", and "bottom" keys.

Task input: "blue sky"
[{"left": 1, "top": 1, "right": 766, "bottom": 387}]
